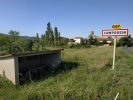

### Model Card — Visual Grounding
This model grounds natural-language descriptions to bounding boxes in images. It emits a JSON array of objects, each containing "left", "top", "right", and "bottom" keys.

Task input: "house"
[
  {"left": 96, "top": 37, "right": 113, "bottom": 44},
  {"left": 106, "top": 38, "right": 113, "bottom": 44},
  {"left": 96, "top": 37, "right": 107, "bottom": 43},
  {"left": 74, "top": 37, "right": 83, "bottom": 44},
  {"left": 0, "top": 50, "right": 62, "bottom": 85}
]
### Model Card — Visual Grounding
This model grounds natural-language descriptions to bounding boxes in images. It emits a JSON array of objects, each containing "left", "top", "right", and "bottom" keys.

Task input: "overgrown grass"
[
  {"left": 0, "top": 47, "right": 133, "bottom": 100},
  {"left": 128, "top": 47, "right": 133, "bottom": 50}
]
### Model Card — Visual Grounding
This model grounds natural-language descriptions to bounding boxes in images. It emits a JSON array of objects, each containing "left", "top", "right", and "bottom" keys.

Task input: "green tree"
[
  {"left": 44, "top": 22, "right": 61, "bottom": 47},
  {"left": 8, "top": 30, "right": 19, "bottom": 41},
  {"left": 47, "top": 22, "right": 51, "bottom": 46},
  {"left": 45, "top": 31, "right": 49, "bottom": 46},
  {"left": 24, "top": 39, "right": 33, "bottom": 51},
  {"left": 40, "top": 34, "right": 46, "bottom": 50},
  {"left": 45, "top": 22, "right": 52, "bottom": 46},
  {"left": 34, "top": 33, "right": 40, "bottom": 51},
  {"left": 36, "top": 33, "right": 39, "bottom": 41},
  {"left": 0, "top": 36, "right": 7, "bottom": 51},
  {"left": 54, "top": 27, "right": 59, "bottom": 46},
  {"left": 58, "top": 32, "right": 61, "bottom": 46},
  {"left": 8, "top": 30, "right": 20, "bottom": 53},
  {"left": 0, "top": 36, "right": 12, "bottom": 54},
  {"left": 50, "top": 29, "right": 54, "bottom": 46},
  {"left": 18, "top": 39, "right": 33, "bottom": 52},
  {"left": 119, "top": 35, "right": 132, "bottom": 46},
  {"left": 60, "top": 37, "right": 69, "bottom": 46},
  {"left": 88, "top": 36, "right": 96, "bottom": 45}
]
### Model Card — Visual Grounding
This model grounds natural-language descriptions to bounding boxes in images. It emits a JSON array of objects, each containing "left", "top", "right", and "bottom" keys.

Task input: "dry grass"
[{"left": 0, "top": 47, "right": 133, "bottom": 100}]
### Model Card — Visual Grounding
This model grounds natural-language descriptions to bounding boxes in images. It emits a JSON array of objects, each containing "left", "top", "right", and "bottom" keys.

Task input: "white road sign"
[{"left": 102, "top": 29, "right": 128, "bottom": 36}]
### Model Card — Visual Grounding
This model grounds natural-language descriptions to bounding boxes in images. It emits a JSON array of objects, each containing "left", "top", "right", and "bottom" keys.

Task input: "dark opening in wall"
[{"left": 18, "top": 52, "right": 61, "bottom": 84}]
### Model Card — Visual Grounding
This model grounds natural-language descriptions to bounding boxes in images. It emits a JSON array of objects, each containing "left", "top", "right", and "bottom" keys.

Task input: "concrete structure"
[
  {"left": 0, "top": 50, "right": 61, "bottom": 85},
  {"left": 74, "top": 37, "right": 83, "bottom": 44}
]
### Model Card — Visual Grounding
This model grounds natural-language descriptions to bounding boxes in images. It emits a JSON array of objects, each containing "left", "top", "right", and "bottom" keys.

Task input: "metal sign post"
[
  {"left": 102, "top": 25, "right": 128, "bottom": 70},
  {"left": 112, "top": 37, "right": 116, "bottom": 70},
  {"left": 102, "top": 25, "right": 128, "bottom": 99}
]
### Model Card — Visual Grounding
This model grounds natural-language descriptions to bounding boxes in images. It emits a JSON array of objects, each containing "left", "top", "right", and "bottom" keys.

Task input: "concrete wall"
[
  {"left": 0, "top": 51, "right": 61, "bottom": 85},
  {"left": 0, "top": 57, "right": 17, "bottom": 84}
]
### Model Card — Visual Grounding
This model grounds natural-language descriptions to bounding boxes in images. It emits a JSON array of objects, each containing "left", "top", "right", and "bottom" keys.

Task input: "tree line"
[
  {"left": 40, "top": 22, "right": 61, "bottom": 49},
  {"left": 68, "top": 34, "right": 133, "bottom": 48},
  {"left": 0, "top": 23, "right": 133, "bottom": 54},
  {"left": 0, "top": 22, "right": 62, "bottom": 54},
  {"left": 88, "top": 35, "right": 133, "bottom": 47}
]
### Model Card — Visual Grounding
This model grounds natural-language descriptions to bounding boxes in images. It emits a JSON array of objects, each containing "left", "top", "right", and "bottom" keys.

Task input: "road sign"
[
  {"left": 112, "top": 24, "right": 121, "bottom": 29},
  {"left": 102, "top": 27, "right": 128, "bottom": 70},
  {"left": 102, "top": 29, "right": 128, "bottom": 36}
]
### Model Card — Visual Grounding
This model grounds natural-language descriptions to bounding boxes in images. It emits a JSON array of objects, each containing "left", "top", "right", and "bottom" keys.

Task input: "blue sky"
[{"left": 0, "top": 0, "right": 132, "bottom": 38}]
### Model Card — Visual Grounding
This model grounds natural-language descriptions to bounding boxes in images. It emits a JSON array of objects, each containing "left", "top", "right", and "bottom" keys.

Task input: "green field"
[{"left": 0, "top": 47, "right": 133, "bottom": 100}]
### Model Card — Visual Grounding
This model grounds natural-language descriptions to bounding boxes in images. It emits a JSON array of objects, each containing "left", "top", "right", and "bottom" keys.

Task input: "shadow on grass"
[{"left": 19, "top": 61, "right": 79, "bottom": 85}]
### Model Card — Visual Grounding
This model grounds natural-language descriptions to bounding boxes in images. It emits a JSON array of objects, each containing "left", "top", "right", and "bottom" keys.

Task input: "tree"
[
  {"left": 40, "top": 34, "right": 45, "bottom": 50},
  {"left": 54, "top": 27, "right": 59, "bottom": 46},
  {"left": 33, "top": 33, "right": 40, "bottom": 51},
  {"left": 58, "top": 32, "right": 61, "bottom": 45},
  {"left": 102, "top": 40, "right": 107, "bottom": 44},
  {"left": 34, "top": 33, "right": 40, "bottom": 51},
  {"left": 94, "top": 40, "right": 101, "bottom": 46},
  {"left": 117, "top": 34, "right": 133, "bottom": 47},
  {"left": 16, "top": 39, "right": 33, "bottom": 52},
  {"left": 60, "top": 37, "right": 69, "bottom": 46},
  {"left": 0, "top": 36, "right": 11, "bottom": 52},
  {"left": 8, "top": 30, "right": 20, "bottom": 53},
  {"left": 45, "top": 22, "right": 53, "bottom": 46},
  {"left": 44, "top": 22, "right": 61, "bottom": 47},
  {"left": 23, "top": 39, "right": 33, "bottom": 51},
  {"left": 119, "top": 37, "right": 128, "bottom": 46},
  {"left": 50, "top": 29, "right": 54, "bottom": 46},
  {"left": 47, "top": 22, "right": 51, "bottom": 46},
  {"left": 0, "top": 36, "right": 6, "bottom": 51},
  {"left": 88, "top": 36, "right": 96, "bottom": 45},
  {"left": 36, "top": 33, "right": 39, "bottom": 41},
  {"left": 45, "top": 31, "right": 49, "bottom": 46},
  {"left": 8, "top": 30, "right": 19, "bottom": 41}
]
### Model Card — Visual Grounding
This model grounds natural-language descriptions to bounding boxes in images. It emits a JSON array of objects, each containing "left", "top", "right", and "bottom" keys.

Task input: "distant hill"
[
  {"left": 0, "top": 33, "right": 35, "bottom": 40},
  {"left": 0, "top": 33, "right": 7, "bottom": 36},
  {"left": 19, "top": 36, "right": 36, "bottom": 40},
  {"left": 0, "top": 33, "right": 68, "bottom": 40}
]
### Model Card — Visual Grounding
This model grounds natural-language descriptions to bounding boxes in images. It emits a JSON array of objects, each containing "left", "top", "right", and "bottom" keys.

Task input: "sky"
[{"left": 0, "top": 0, "right": 132, "bottom": 38}]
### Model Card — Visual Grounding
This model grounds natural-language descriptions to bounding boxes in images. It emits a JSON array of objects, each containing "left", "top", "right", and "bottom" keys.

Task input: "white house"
[{"left": 74, "top": 37, "right": 83, "bottom": 44}]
